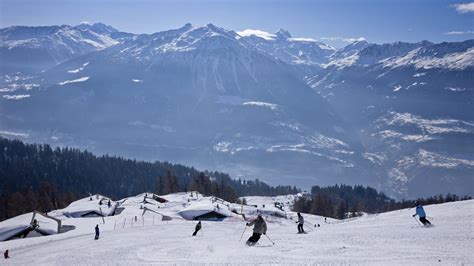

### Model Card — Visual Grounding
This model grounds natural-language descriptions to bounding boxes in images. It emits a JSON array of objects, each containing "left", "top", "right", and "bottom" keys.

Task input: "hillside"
[{"left": 0, "top": 193, "right": 472, "bottom": 264}]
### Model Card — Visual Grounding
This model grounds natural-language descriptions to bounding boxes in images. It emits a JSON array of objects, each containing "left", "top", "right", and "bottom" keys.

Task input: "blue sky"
[{"left": 0, "top": 0, "right": 473, "bottom": 47}]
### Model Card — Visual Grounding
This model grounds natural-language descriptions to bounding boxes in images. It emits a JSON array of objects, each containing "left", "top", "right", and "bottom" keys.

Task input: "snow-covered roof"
[
  {"left": 178, "top": 197, "right": 234, "bottom": 220},
  {"left": 61, "top": 194, "right": 117, "bottom": 218},
  {"left": 0, "top": 212, "right": 60, "bottom": 241}
]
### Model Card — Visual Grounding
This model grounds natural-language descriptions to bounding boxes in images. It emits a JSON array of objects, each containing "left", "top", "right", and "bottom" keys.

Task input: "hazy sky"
[{"left": 0, "top": 0, "right": 473, "bottom": 47}]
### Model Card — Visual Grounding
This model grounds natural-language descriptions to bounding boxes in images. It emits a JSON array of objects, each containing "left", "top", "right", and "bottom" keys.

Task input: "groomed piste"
[{"left": 0, "top": 192, "right": 472, "bottom": 265}]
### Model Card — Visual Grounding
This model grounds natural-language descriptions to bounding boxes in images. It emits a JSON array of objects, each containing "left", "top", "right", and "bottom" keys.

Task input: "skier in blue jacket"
[{"left": 412, "top": 201, "right": 431, "bottom": 225}]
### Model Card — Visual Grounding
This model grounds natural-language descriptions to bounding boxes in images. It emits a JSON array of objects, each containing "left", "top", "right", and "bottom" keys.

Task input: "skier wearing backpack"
[
  {"left": 246, "top": 214, "right": 267, "bottom": 246},
  {"left": 192, "top": 221, "right": 202, "bottom": 236},
  {"left": 413, "top": 201, "right": 431, "bottom": 226},
  {"left": 94, "top": 224, "right": 100, "bottom": 240},
  {"left": 296, "top": 212, "right": 305, "bottom": 233}
]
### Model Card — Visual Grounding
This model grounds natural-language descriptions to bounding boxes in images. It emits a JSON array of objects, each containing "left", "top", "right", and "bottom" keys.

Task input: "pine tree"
[
  {"left": 164, "top": 170, "right": 179, "bottom": 194},
  {"left": 336, "top": 200, "right": 346, "bottom": 219}
]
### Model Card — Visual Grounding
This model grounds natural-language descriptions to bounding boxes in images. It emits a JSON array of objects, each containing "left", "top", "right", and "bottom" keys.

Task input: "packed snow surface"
[{"left": 0, "top": 194, "right": 472, "bottom": 265}]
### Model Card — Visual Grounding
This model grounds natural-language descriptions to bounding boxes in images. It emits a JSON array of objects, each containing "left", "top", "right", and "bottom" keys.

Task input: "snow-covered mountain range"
[
  {"left": 0, "top": 23, "right": 127, "bottom": 74},
  {"left": 0, "top": 23, "right": 472, "bottom": 199}
]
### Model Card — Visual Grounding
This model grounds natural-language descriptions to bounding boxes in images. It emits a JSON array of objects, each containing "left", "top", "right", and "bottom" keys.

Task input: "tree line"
[
  {"left": 0, "top": 138, "right": 299, "bottom": 221},
  {"left": 293, "top": 184, "right": 472, "bottom": 219}
]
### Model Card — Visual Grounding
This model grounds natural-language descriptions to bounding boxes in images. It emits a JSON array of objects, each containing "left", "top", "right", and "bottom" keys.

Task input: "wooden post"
[{"left": 99, "top": 207, "right": 105, "bottom": 224}]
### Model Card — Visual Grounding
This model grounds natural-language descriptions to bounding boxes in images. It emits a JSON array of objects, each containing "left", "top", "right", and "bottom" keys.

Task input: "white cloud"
[
  {"left": 452, "top": 2, "right": 474, "bottom": 13},
  {"left": 444, "top": 30, "right": 474, "bottom": 35},
  {"left": 320, "top": 36, "right": 366, "bottom": 43},
  {"left": 236, "top": 29, "right": 276, "bottom": 40},
  {"left": 320, "top": 37, "right": 340, "bottom": 41},
  {"left": 289, "top": 37, "right": 317, "bottom": 42},
  {"left": 343, "top": 37, "right": 366, "bottom": 43}
]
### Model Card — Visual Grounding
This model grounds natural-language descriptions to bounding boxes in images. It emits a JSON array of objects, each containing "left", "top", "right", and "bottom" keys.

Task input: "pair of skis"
[
  {"left": 239, "top": 226, "right": 275, "bottom": 245},
  {"left": 413, "top": 216, "right": 434, "bottom": 227}
]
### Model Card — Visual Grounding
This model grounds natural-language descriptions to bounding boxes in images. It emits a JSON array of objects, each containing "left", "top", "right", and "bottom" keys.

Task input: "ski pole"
[
  {"left": 413, "top": 216, "right": 423, "bottom": 227},
  {"left": 303, "top": 223, "right": 314, "bottom": 232},
  {"left": 239, "top": 226, "right": 247, "bottom": 242},
  {"left": 264, "top": 234, "right": 275, "bottom": 245}
]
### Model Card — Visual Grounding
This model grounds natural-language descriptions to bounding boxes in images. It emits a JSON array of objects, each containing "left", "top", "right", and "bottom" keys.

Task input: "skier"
[
  {"left": 412, "top": 201, "right": 431, "bottom": 226},
  {"left": 31, "top": 219, "right": 39, "bottom": 229},
  {"left": 245, "top": 214, "right": 267, "bottom": 246},
  {"left": 94, "top": 224, "right": 100, "bottom": 240},
  {"left": 108, "top": 200, "right": 111, "bottom": 208},
  {"left": 296, "top": 212, "right": 305, "bottom": 233},
  {"left": 4, "top": 250, "right": 9, "bottom": 259},
  {"left": 192, "top": 221, "right": 202, "bottom": 236}
]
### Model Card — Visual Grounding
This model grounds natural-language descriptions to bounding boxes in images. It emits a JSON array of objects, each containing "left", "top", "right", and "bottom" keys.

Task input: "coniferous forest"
[
  {"left": 292, "top": 185, "right": 472, "bottom": 219},
  {"left": 0, "top": 138, "right": 299, "bottom": 221},
  {"left": 1, "top": 138, "right": 470, "bottom": 222}
]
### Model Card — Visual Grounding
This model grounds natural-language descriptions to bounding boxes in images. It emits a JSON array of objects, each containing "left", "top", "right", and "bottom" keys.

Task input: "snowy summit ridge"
[{"left": 0, "top": 22, "right": 473, "bottom": 200}]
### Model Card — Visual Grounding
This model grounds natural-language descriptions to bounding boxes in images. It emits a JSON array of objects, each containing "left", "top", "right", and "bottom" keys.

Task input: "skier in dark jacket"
[
  {"left": 192, "top": 221, "right": 202, "bottom": 236},
  {"left": 413, "top": 201, "right": 431, "bottom": 225},
  {"left": 94, "top": 224, "right": 100, "bottom": 240},
  {"left": 296, "top": 212, "right": 305, "bottom": 233},
  {"left": 4, "top": 250, "right": 9, "bottom": 259},
  {"left": 246, "top": 214, "right": 267, "bottom": 246},
  {"left": 31, "top": 219, "right": 39, "bottom": 229}
]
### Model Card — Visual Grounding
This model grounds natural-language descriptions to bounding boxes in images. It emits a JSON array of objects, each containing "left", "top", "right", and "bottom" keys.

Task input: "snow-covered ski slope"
[{"left": 1, "top": 194, "right": 472, "bottom": 265}]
